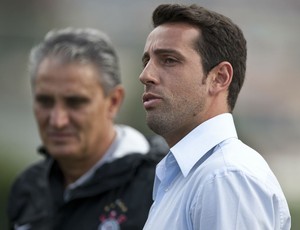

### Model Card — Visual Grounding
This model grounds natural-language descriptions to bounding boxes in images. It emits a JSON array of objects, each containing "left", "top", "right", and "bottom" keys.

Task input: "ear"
[
  {"left": 107, "top": 85, "right": 125, "bottom": 119},
  {"left": 208, "top": 61, "right": 233, "bottom": 95}
]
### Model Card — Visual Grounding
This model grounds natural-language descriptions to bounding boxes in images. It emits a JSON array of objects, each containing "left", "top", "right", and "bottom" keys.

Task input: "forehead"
[
  {"left": 144, "top": 23, "right": 200, "bottom": 52},
  {"left": 33, "top": 57, "right": 102, "bottom": 95}
]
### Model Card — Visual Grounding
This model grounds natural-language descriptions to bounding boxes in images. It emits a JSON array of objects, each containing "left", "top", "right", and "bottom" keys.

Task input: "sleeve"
[{"left": 191, "top": 170, "right": 290, "bottom": 230}]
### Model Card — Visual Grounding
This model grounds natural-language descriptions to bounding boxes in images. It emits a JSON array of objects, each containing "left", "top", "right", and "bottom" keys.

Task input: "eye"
[
  {"left": 66, "top": 96, "right": 89, "bottom": 109},
  {"left": 162, "top": 56, "right": 178, "bottom": 66},
  {"left": 165, "top": 58, "right": 177, "bottom": 64},
  {"left": 142, "top": 57, "right": 149, "bottom": 68},
  {"left": 35, "top": 95, "right": 54, "bottom": 108}
]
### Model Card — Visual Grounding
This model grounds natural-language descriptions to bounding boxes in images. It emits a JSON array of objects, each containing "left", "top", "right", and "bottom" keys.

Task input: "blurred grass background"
[{"left": 1, "top": 0, "right": 299, "bottom": 229}]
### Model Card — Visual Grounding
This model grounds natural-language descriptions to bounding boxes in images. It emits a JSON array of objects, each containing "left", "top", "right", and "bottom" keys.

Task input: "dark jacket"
[{"left": 7, "top": 136, "right": 168, "bottom": 230}]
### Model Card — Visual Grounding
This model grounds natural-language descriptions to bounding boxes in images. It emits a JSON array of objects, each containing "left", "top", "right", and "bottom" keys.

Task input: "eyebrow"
[{"left": 142, "top": 48, "right": 184, "bottom": 61}]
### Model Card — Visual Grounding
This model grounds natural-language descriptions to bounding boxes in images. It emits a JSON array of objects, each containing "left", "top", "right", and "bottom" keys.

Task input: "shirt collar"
[{"left": 170, "top": 113, "right": 238, "bottom": 177}]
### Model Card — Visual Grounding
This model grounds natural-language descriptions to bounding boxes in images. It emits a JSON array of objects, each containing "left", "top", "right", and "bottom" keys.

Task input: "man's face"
[
  {"left": 139, "top": 23, "right": 209, "bottom": 146},
  {"left": 33, "top": 57, "right": 118, "bottom": 161}
]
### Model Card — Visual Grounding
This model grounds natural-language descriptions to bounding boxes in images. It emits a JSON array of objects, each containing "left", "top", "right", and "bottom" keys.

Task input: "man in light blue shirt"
[{"left": 139, "top": 3, "right": 291, "bottom": 230}]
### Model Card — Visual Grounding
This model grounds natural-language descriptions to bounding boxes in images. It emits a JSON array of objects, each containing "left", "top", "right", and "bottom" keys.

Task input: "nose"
[
  {"left": 139, "top": 61, "right": 159, "bottom": 86},
  {"left": 49, "top": 105, "right": 69, "bottom": 128}
]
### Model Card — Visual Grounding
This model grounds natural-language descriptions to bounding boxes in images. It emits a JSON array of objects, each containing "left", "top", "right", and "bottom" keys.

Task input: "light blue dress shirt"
[{"left": 143, "top": 113, "right": 291, "bottom": 230}]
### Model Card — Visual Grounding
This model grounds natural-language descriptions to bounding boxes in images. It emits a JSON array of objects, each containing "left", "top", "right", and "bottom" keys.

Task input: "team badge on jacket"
[{"left": 98, "top": 199, "right": 128, "bottom": 230}]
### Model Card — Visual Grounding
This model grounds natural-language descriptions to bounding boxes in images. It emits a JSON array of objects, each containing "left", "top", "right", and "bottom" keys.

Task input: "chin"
[{"left": 47, "top": 145, "right": 79, "bottom": 160}]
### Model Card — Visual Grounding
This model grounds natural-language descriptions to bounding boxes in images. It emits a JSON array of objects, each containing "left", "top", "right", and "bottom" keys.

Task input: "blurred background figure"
[
  {"left": 6, "top": 27, "right": 168, "bottom": 230},
  {"left": 0, "top": 0, "right": 299, "bottom": 229}
]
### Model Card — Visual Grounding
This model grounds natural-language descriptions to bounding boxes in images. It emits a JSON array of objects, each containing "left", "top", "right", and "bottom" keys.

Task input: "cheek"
[
  {"left": 34, "top": 108, "right": 48, "bottom": 126},
  {"left": 171, "top": 81, "right": 191, "bottom": 97},
  {"left": 80, "top": 106, "right": 106, "bottom": 132},
  {"left": 77, "top": 98, "right": 110, "bottom": 134},
  {"left": 80, "top": 113, "right": 106, "bottom": 148},
  {"left": 33, "top": 109, "right": 49, "bottom": 142},
  {"left": 173, "top": 79, "right": 205, "bottom": 104}
]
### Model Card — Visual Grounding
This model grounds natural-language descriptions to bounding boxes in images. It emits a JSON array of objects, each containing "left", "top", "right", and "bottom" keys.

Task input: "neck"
[
  {"left": 165, "top": 106, "right": 229, "bottom": 148},
  {"left": 57, "top": 127, "right": 116, "bottom": 187},
  {"left": 59, "top": 160, "right": 94, "bottom": 186}
]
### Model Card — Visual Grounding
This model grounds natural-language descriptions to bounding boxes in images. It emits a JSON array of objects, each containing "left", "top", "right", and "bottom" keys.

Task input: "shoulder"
[
  {"left": 189, "top": 139, "right": 291, "bottom": 229},
  {"left": 190, "top": 138, "right": 285, "bottom": 200},
  {"left": 8, "top": 157, "right": 52, "bottom": 202},
  {"left": 8, "top": 158, "right": 50, "bottom": 203},
  {"left": 7, "top": 158, "right": 50, "bottom": 221},
  {"left": 11, "top": 158, "right": 49, "bottom": 188},
  {"left": 214, "top": 138, "right": 273, "bottom": 181},
  {"left": 196, "top": 138, "right": 270, "bottom": 178}
]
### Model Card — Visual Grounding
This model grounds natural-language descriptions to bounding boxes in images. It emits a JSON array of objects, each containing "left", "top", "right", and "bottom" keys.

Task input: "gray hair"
[{"left": 29, "top": 27, "right": 121, "bottom": 95}]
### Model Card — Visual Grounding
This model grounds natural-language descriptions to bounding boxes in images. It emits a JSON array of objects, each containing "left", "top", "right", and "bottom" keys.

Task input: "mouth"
[
  {"left": 47, "top": 131, "right": 75, "bottom": 143},
  {"left": 142, "top": 93, "right": 162, "bottom": 110}
]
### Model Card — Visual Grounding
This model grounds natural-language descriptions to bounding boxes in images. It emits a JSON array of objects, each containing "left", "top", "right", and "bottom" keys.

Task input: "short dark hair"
[
  {"left": 29, "top": 27, "right": 121, "bottom": 95},
  {"left": 152, "top": 4, "right": 247, "bottom": 111}
]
